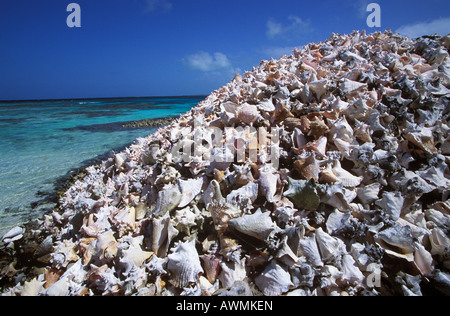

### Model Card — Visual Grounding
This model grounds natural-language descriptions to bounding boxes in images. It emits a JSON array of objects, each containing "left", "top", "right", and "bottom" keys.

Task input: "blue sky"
[{"left": 0, "top": 0, "right": 449, "bottom": 100}]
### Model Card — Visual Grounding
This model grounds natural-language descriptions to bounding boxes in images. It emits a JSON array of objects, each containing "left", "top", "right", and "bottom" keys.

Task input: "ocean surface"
[{"left": 0, "top": 96, "right": 204, "bottom": 236}]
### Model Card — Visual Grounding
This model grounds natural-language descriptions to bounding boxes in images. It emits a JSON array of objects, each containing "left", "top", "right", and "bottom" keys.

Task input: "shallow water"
[{"left": 0, "top": 96, "right": 204, "bottom": 236}]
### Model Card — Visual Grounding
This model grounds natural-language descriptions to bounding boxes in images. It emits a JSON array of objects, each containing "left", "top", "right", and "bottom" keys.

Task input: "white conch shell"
[
  {"left": 114, "top": 153, "right": 127, "bottom": 170},
  {"left": 233, "top": 162, "right": 255, "bottom": 186},
  {"left": 429, "top": 228, "right": 450, "bottom": 256},
  {"left": 375, "top": 191, "right": 405, "bottom": 221},
  {"left": 2, "top": 226, "right": 25, "bottom": 243},
  {"left": 329, "top": 116, "right": 354, "bottom": 142},
  {"left": 326, "top": 209, "right": 347, "bottom": 235},
  {"left": 308, "top": 79, "right": 329, "bottom": 101},
  {"left": 331, "top": 97, "right": 349, "bottom": 111},
  {"left": 95, "top": 231, "right": 118, "bottom": 263},
  {"left": 258, "top": 169, "right": 280, "bottom": 203},
  {"left": 113, "top": 207, "right": 136, "bottom": 237},
  {"left": 141, "top": 143, "right": 160, "bottom": 165},
  {"left": 299, "top": 234, "right": 323, "bottom": 268},
  {"left": 118, "top": 236, "right": 153, "bottom": 275},
  {"left": 292, "top": 128, "right": 308, "bottom": 148},
  {"left": 416, "top": 158, "right": 450, "bottom": 190},
  {"left": 155, "top": 166, "right": 181, "bottom": 186},
  {"left": 414, "top": 242, "right": 434, "bottom": 275},
  {"left": 152, "top": 213, "right": 179, "bottom": 257},
  {"left": 228, "top": 209, "right": 278, "bottom": 242},
  {"left": 21, "top": 278, "right": 45, "bottom": 296},
  {"left": 153, "top": 183, "right": 182, "bottom": 218},
  {"left": 320, "top": 265, "right": 342, "bottom": 289},
  {"left": 340, "top": 254, "right": 364, "bottom": 285},
  {"left": 357, "top": 183, "right": 380, "bottom": 206},
  {"left": 178, "top": 178, "right": 204, "bottom": 208},
  {"left": 237, "top": 103, "right": 259, "bottom": 124},
  {"left": 51, "top": 240, "right": 80, "bottom": 269},
  {"left": 376, "top": 224, "right": 415, "bottom": 261},
  {"left": 332, "top": 160, "right": 362, "bottom": 187},
  {"left": 167, "top": 239, "right": 204, "bottom": 288},
  {"left": 340, "top": 78, "right": 367, "bottom": 95},
  {"left": 276, "top": 236, "right": 301, "bottom": 267},
  {"left": 255, "top": 260, "right": 293, "bottom": 296},
  {"left": 43, "top": 276, "right": 70, "bottom": 296},
  {"left": 257, "top": 97, "right": 276, "bottom": 112},
  {"left": 405, "top": 124, "right": 437, "bottom": 154},
  {"left": 315, "top": 228, "right": 346, "bottom": 262},
  {"left": 173, "top": 207, "right": 198, "bottom": 235},
  {"left": 88, "top": 265, "right": 121, "bottom": 296},
  {"left": 201, "top": 180, "right": 223, "bottom": 209},
  {"left": 226, "top": 181, "right": 259, "bottom": 208},
  {"left": 218, "top": 258, "right": 247, "bottom": 289}
]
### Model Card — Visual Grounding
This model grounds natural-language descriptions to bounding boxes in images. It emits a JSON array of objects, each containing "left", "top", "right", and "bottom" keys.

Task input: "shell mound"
[{"left": 1, "top": 31, "right": 450, "bottom": 296}]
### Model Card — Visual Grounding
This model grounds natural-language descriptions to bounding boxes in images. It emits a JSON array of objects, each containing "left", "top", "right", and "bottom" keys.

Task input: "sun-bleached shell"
[
  {"left": 257, "top": 169, "right": 280, "bottom": 203},
  {"left": 218, "top": 258, "right": 247, "bottom": 289},
  {"left": 153, "top": 183, "right": 182, "bottom": 218},
  {"left": 255, "top": 260, "right": 293, "bottom": 296},
  {"left": 167, "top": 239, "right": 204, "bottom": 288},
  {"left": 237, "top": 103, "right": 259, "bottom": 125},
  {"left": 228, "top": 209, "right": 278, "bottom": 242},
  {"left": 95, "top": 231, "right": 118, "bottom": 264},
  {"left": 299, "top": 234, "right": 323, "bottom": 268},
  {"left": 178, "top": 178, "right": 204, "bottom": 208}
]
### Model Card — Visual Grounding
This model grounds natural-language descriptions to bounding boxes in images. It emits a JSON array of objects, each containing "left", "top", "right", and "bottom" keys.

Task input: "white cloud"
[
  {"left": 353, "top": 0, "right": 373, "bottom": 19},
  {"left": 396, "top": 17, "right": 450, "bottom": 38},
  {"left": 266, "top": 20, "right": 283, "bottom": 39},
  {"left": 266, "top": 16, "right": 313, "bottom": 40},
  {"left": 184, "top": 52, "right": 233, "bottom": 72},
  {"left": 145, "top": 0, "right": 172, "bottom": 12}
]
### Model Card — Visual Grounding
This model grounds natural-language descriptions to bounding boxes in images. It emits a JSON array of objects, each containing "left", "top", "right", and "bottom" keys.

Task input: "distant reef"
[{"left": 122, "top": 117, "right": 177, "bottom": 129}]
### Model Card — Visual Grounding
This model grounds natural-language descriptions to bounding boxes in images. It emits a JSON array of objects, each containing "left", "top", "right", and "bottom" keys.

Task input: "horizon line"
[{"left": 0, "top": 94, "right": 208, "bottom": 103}]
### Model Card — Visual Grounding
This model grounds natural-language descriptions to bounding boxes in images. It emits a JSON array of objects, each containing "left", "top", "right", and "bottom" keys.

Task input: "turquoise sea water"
[{"left": 0, "top": 96, "right": 204, "bottom": 235}]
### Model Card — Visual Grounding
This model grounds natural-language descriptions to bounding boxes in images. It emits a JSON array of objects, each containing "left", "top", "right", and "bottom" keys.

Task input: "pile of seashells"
[{"left": 1, "top": 31, "right": 450, "bottom": 296}]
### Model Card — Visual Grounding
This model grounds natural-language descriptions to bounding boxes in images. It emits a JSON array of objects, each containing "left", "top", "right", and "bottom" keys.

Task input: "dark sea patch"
[
  {"left": 63, "top": 121, "right": 142, "bottom": 133},
  {"left": 64, "top": 116, "right": 176, "bottom": 133},
  {"left": 0, "top": 118, "right": 29, "bottom": 124}
]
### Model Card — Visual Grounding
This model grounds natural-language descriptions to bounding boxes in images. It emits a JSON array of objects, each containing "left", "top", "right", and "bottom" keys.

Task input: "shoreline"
[
  {"left": 0, "top": 116, "right": 179, "bottom": 237},
  {"left": 0, "top": 116, "right": 181, "bottom": 290}
]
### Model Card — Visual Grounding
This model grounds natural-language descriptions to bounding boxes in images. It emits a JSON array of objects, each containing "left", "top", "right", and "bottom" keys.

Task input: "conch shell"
[
  {"left": 153, "top": 183, "right": 182, "bottom": 218},
  {"left": 95, "top": 231, "right": 118, "bottom": 263},
  {"left": 209, "top": 201, "right": 242, "bottom": 236},
  {"left": 255, "top": 260, "right": 293, "bottom": 296},
  {"left": 167, "top": 239, "right": 204, "bottom": 288},
  {"left": 237, "top": 103, "right": 259, "bottom": 124},
  {"left": 178, "top": 178, "right": 204, "bottom": 208},
  {"left": 228, "top": 209, "right": 278, "bottom": 242},
  {"left": 284, "top": 178, "right": 320, "bottom": 211}
]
